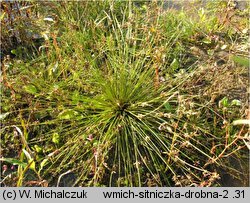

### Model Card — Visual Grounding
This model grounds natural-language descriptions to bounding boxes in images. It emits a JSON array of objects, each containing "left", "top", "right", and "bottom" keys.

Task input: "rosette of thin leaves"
[{"left": 37, "top": 53, "right": 214, "bottom": 186}]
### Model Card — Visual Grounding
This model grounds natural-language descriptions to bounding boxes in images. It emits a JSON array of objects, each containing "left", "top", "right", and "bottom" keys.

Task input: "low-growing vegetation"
[{"left": 0, "top": 0, "right": 249, "bottom": 187}]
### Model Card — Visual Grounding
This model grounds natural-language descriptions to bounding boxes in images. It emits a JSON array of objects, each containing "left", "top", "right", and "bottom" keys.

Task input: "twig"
[{"left": 57, "top": 170, "right": 72, "bottom": 187}]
